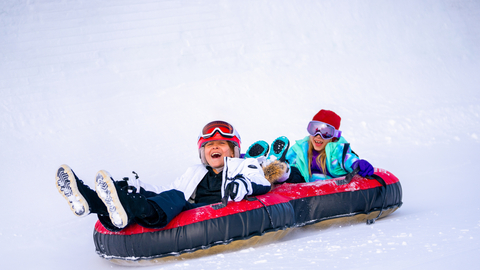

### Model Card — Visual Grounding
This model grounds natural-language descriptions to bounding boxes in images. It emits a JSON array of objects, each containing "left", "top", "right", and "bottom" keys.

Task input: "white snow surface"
[{"left": 1, "top": 0, "right": 479, "bottom": 269}]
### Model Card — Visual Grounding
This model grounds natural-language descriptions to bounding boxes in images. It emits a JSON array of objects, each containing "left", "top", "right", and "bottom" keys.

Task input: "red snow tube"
[{"left": 93, "top": 168, "right": 402, "bottom": 265}]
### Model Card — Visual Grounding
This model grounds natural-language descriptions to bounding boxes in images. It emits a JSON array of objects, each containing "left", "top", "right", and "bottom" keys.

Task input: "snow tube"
[{"left": 93, "top": 168, "right": 402, "bottom": 265}]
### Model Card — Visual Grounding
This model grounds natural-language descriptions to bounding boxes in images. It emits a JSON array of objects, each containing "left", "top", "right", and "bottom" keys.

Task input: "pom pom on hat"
[{"left": 312, "top": 109, "right": 341, "bottom": 130}]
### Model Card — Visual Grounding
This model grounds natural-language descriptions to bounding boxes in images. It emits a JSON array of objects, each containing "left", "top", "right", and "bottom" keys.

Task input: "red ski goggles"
[
  {"left": 197, "top": 121, "right": 242, "bottom": 150},
  {"left": 307, "top": 121, "right": 342, "bottom": 140},
  {"left": 199, "top": 121, "right": 240, "bottom": 139}
]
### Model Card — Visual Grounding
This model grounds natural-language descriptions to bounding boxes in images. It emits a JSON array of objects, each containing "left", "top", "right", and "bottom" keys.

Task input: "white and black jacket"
[{"left": 130, "top": 157, "right": 271, "bottom": 202}]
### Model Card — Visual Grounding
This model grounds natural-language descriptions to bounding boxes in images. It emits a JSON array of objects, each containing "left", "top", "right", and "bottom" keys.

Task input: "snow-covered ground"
[{"left": 1, "top": 0, "right": 479, "bottom": 269}]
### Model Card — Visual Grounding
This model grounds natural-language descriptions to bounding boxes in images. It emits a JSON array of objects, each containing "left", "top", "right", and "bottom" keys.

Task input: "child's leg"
[
  {"left": 55, "top": 164, "right": 107, "bottom": 217},
  {"left": 137, "top": 189, "right": 191, "bottom": 228},
  {"left": 95, "top": 170, "right": 157, "bottom": 229},
  {"left": 96, "top": 189, "right": 197, "bottom": 232}
]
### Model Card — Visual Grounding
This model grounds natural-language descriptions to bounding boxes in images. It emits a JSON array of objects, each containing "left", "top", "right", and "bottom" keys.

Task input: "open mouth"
[
  {"left": 211, "top": 152, "right": 222, "bottom": 159},
  {"left": 314, "top": 139, "right": 323, "bottom": 145}
]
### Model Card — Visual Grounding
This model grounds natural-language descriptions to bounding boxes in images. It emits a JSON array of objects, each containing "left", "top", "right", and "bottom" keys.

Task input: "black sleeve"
[
  {"left": 251, "top": 182, "right": 272, "bottom": 196},
  {"left": 285, "top": 166, "right": 307, "bottom": 183}
]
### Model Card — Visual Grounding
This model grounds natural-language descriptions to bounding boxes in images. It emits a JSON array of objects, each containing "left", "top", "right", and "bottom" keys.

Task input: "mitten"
[
  {"left": 263, "top": 160, "right": 291, "bottom": 184},
  {"left": 352, "top": 159, "right": 374, "bottom": 177},
  {"left": 225, "top": 176, "right": 251, "bottom": 202},
  {"left": 256, "top": 156, "right": 273, "bottom": 168}
]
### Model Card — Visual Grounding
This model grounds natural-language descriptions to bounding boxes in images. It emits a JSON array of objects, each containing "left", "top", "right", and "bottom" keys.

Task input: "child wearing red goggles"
[
  {"left": 56, "top": 120, "right": 271, "bottom": 232},
  {"left": 197, "top": 120, "right": 242, "bottom": 170}
]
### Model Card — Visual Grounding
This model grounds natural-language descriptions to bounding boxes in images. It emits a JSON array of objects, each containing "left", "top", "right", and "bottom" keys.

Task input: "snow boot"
[
  {"left": 95, "top": 170, "right": 155, "bottom": 229},
  {"left": 245, "top": 140, "right": 269, "bottom": 158},
  {"left": 267, "top": 136, "right": 290, "bottom": 162},
  {"left": 55, "top": 164, "right": 107, "bottom": 217}
]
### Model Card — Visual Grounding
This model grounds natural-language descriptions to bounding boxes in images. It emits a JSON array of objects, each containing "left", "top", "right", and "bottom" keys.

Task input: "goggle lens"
[
  {"left": 307, "top": 121, "right": 339, "bottom": 139},
  {"left": 201, "top": 121, "right": 236, "bottom": 139}
]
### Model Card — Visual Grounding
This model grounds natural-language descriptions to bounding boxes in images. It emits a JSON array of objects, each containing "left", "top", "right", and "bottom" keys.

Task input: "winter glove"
[
  {"left": 256, "top": 156, "right": 272, "bottom": 168},
  {"left": 352, "top": 159, "right": 374, "bottom": 177},
  {"left": 225, "top": 175, "right": 252, "bottom": 202},
  {"left": 263, "top": 160, "right": 291, "bottom": 184}
]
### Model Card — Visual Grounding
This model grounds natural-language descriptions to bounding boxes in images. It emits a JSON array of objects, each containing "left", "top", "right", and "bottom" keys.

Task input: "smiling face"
[
  {"left": 204, "top": 140, "right": 234, "bottom": 172},
  {"left": 310, "top": 134, "right": 333, "bottom": 152}
]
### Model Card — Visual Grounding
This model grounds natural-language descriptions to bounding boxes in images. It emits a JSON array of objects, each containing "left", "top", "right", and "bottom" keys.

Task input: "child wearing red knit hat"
[
  {"left": 248, "top": 109, "right": 374, "bottom": 184},
  {"left": 281, "top": 109, "right": 374, "bottom": 183}
]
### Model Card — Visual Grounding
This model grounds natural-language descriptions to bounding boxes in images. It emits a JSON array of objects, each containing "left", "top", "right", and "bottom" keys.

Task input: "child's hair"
[
  {"left": 226, "top": 141, "right": 236, "bottom": 155},
  {"left": 307, "top": 138, "right": 338, "bottom": 177},
  {"left": 308, "top": 140, "right": 327, "bottom": 176}
]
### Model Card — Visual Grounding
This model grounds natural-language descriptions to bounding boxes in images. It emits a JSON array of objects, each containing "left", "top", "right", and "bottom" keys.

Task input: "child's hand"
[
  {"left": 353, "top": 160, "right": 374, "bottom": 177},
  {"left": 225, "top": 176, "right": 251, "bottom": 202},
  {"left": 263, "top": 160, "right": 290, "bottom": 184}
]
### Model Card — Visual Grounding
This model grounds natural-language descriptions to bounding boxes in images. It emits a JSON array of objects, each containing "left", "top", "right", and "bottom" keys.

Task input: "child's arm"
[
  {"left": 223, "top": 158, "right": 271, "bottom": 201},
  {"left": 284, "top": 166, "right": 306, "bottom": 183}
]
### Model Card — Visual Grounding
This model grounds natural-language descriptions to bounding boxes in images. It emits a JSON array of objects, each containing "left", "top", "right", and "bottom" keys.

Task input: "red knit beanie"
[{"left": 312, "top": 109, "right": 341, "bottom": 130}]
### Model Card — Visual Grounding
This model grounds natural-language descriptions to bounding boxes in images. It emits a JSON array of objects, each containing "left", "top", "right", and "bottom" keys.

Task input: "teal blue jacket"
[{"left": 285, "top": 136, "right": 359, "bottom": 182}]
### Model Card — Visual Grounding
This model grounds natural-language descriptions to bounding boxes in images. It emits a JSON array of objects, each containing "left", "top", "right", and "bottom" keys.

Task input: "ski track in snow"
[{"left": 1, "top": 0, "right": 479, "bottom": 269}]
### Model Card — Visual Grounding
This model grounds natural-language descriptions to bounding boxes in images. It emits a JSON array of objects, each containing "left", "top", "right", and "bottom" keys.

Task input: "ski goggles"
[
  {"left": 307, "top": 120, "right": 341, "bottom": 140},
  {"left": 198, "top": 120, "right": 241, "bottom": 141}
]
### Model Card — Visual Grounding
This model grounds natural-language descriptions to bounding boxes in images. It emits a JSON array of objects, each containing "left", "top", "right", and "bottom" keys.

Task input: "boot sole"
[
  {"left": 95, "top": 170, "right": 128, "bottom": 229},
  {"left": 268, "top": 136, "right": 290, "bottom": 162},
  {"left": 55, "top": 164, "right": 90, "bottom": 217},
  {"left": 245, "top": 140, "right": 270, "bottom": 158}
]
